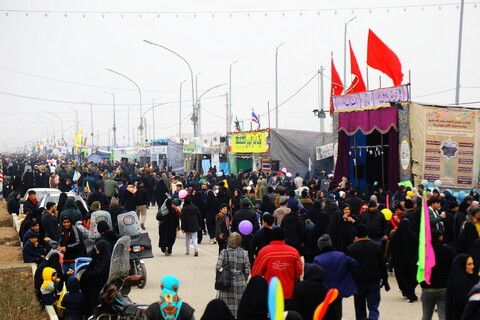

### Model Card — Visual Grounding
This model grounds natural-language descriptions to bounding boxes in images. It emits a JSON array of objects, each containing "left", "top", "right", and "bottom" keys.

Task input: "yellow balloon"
[{"left": 381, "top": 208, "right": 393, "bottom": 220}]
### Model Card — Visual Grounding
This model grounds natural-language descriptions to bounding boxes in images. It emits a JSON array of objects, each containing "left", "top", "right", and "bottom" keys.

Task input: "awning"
[{"left": 338, "top": 106, "right": 398, "bottom": 136}]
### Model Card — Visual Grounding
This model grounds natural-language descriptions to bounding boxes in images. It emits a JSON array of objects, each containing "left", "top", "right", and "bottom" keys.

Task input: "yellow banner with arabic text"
[{"left": 230, "top": 131, "right": 269, "bottom": 153}]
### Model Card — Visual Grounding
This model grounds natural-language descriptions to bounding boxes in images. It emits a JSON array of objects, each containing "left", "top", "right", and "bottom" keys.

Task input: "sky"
[{"left": 0, "top": 0, "right": 479, "bottom": 150}]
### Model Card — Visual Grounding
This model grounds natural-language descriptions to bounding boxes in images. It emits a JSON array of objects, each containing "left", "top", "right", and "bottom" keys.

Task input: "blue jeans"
[{"left": 354, "top": 283, "right": 381, "bottom": 320}]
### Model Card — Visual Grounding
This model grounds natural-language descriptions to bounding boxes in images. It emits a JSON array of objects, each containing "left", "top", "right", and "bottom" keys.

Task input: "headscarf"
[
  {"left": 158, "top": 275, "right": 183, "bottom": 320},
  {"left": 41, "top": 267, "right": 56, "bottom": 288},
  {"left": 57, "top": 192, "right": 69, "bottom": 213},
  {"left": 90, "top": 201, "right": 101, "bottom": 212},
  {"left": 110, "top": 197, "right": 120, "bottom": 207},
  {"left": 446, "top": 254, "right": 476, "bottom": 320},
  {"left": 237, "top": 275, "right": 269, "bottom": 320},
  {"left": 200, "top": 299, "right": 235, "bottom": 320}
]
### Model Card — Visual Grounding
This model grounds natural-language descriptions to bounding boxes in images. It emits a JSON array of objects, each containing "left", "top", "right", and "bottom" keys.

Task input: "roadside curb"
[{"left": 14, "top": 215, "right": 58, "bottom": 320}]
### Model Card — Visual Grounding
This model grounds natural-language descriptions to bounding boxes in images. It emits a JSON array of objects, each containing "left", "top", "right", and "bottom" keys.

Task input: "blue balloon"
[
  {"left": 426, "top": 183, "right": 435, "bottom": 188},
  {"left": 458, "top": 191, "right": 466, "bottom": 201},
  {"left": 453, "top": 191, "right": 460, "bottom": 199}
]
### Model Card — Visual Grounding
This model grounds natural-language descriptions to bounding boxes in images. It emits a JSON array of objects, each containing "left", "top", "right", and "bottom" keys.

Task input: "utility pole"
[
  {"left": 225, "top": 92, "right": 229, "bottom": 133},
  {"left": 320, "top": 66, "right": 325, "bottom": 133},
  {"left": 455, "top": 0, "right": 465, "bottom": 105},
  {"left": 152, "top": 100, "right": 155, "bottom": 140},
  {"left": 90, "top": 103, "right": 94, "bottom": 150},
  {"left": 179, "top": 80, "right": 185, "bottom": 139}
]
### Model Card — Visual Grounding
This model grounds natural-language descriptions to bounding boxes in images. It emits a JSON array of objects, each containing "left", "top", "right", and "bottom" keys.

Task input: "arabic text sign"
[
  {"left": 422, "top": 107, "right": 477, "bottom": 188},
  {"left": 231, "top": 131, "right": 268, "bottom": 153},
  {"left": 332, "top": 85, "right": 410, "bottom": 113}
]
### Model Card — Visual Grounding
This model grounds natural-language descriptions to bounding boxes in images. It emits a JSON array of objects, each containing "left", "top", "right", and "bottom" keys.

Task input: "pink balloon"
[
  {"left": 239, "top": 220, "right": 253, "bottom": 235},
  {"left": 178, "top": 189, "right": 188, "bottom": 199}
]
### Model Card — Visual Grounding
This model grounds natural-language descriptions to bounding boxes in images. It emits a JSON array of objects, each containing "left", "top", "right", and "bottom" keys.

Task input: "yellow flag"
[
  {"left": 86, "top": 181, "right": 90, "bottom": 192},
  {"left": 75, "top": 130, "right": 83, "bottom": 144}
]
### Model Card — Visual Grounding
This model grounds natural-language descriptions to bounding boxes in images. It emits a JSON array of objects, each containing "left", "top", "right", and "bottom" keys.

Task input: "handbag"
[{"left": 215, "top": 249, "right": 231, "bottom": 290}]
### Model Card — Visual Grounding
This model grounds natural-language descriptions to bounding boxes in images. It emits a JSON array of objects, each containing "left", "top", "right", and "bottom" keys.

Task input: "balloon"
[
  {"left": 453, "top": 191, "right": 459, "bottom": 199},
  {"left": 458, "top": 191, "right": 466, "bottom": 201},
  {"left": 426, "top": 183, "right": 435, "bottom": 188},
  {"left": 238, "top": 220, "right": 253, "bottom": 235},
  {"left": 381, "top": 208, "right": 393, "bottom": 221},
  {"left": 314, "top": 288, "right": 339, "bottom": 320},
  {"left": 434, "top": 180, "right": 442, "bottom": 187},
  {"left": 178, "top": 189, "right": 188, "bottom": 199},
  {"left": 268, "top": 277, "right": 284, "bottom": 320},
  {"left": 421, "top": 179, "right": 428, "bottom": 186}
]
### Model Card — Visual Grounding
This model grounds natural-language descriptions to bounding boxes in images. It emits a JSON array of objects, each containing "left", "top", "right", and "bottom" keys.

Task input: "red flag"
[
  {"left": 346, "top": 41, "right": 367, "bottom": 94},
  {"left": 330, "top": 54, "right": 344, "bottom": 114},
  {"left": 367, "top": 29, "right": 403, "bottom": 86}
]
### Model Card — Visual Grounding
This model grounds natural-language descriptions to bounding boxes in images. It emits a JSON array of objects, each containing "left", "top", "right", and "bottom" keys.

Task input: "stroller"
[
  {"left": 90, "top": 236, "right": 149, "bottom": 319},
  {"left": 117, "top": 211, "right": 153, "bottom": 289}
]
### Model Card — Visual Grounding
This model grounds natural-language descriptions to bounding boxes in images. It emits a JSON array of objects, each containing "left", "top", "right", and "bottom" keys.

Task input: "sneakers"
[
  {"left": 185, "top": 252, "right": 190, "bottom": 255},
  {"left": 164, "top": 252, "right": 171, "bottom": 256},
  {"left": 194, "top": 251, "right": 198, "bottom": 257},
  {"left": 209, "top": 239, "right": 217, "bottom": 245},
  {"left": 140, "top": 224, "right": 146, "bottom": 230}
]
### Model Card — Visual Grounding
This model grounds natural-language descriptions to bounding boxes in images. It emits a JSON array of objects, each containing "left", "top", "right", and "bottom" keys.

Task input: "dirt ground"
[{"left": 0, "top": 201, "right": 22, "bottom": 263}]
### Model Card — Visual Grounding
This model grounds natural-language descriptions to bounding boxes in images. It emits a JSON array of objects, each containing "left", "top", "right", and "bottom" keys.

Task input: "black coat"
[
  {"left": 157, "top": 200, "right": 179, "bottom": 251},
  {"left": 23, "top": 197, "right": 39, "bottom": 214},
  {"left": 87, "top": 191, "right": 109, "bottom": 210},
  {"left": 360, "top": 209, "right": 388, "bottom": 239},
  {"left": 421, "top": 240, "right": 456, "bottom": 289},
  {"left": 287, "top": 263, "right": 336, "bottom": 320},
  {"left": 122, "top": 189, "right": 138, "bottom": 212},
  {"left": 181, "top": 204, "right": 202, "bottom": 233},
  {"left": 447, "top": 254, "right": 476, "bottom": 320},
  {"left": 282, "top": 212, "right": 306, "bottom": 249},
  {"left": 7, "top": 193, "right": 20, "bottom": 214},
  {"left": 346, "top": 238, "right": 387, "bottom": 285},
  {"left": 250, "top": 227, "right": 273, "bottom": 259}
]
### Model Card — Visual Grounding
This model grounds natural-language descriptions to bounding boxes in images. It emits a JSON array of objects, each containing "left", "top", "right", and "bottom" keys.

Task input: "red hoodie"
[{"left": 251, "top": 240, "right": 303, "bottom": 299}]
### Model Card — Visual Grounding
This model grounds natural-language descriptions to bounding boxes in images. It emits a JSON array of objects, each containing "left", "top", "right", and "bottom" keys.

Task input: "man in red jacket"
[{"left": 251, "top": 227, "right": 303, "bottom": 302}]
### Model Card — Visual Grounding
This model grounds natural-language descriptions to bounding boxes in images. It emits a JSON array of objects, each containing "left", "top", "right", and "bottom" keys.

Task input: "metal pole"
[
  {"left": 152, "top": 100, "right": 155, "bottom": 140},
  {"left": 455, "top": 0, "right": 465, "bottom": 105},
  {"left": 127, "top": 107, "right": 130, "bottom": 146},
  {"left": 143, "top": 40, "right": 196, "bottom": 136},
  {"left": 46, "top": 112, "right": 64, "bottom": 141},
  {"left": 179, "top": 80, "right": 185, "bottom": 138},
  {"left": 344, "top": 16, "right": 357, "bottom": 89},
  {"left": 90, "top": 103, "right": 94, "bottom": 149},
  {"left": 275, "top": 42, "right": 284, "bottom": 128},
  {"left": 229, "top": 60, "right": 238, "bottom": 133},
  {"left": 113, "top": 92, "right": 116, "bottom": 146},
  {"left": 105, "top": 68, "right": 142, "bottom": 143},
  {"left": 320, "top": 67, "right": 325, "bottom": 133}
]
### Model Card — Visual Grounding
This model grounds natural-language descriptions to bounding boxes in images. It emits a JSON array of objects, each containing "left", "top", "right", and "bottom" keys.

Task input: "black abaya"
[
  {"left": 390, "top": 219, "right": 419, "bottom": 301},
  {"left": 157, "top": 199, "right": 180, "bottom": 254},
  {"left": 446, "top": 254, "right": 476, "bottom": 320}
]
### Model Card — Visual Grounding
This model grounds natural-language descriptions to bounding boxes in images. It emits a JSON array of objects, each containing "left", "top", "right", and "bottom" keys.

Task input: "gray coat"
[{"left": 216, "top": 247, "right": 251, "bottom": 317}]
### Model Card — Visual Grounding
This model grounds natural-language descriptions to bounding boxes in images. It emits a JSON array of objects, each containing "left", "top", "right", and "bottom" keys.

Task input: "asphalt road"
[{"left": 129, "top": 206, "right": 424, "bottom": 319}]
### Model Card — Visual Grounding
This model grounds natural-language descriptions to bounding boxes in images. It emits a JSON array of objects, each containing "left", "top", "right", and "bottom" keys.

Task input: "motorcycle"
[
  {"left": 89, "top": 236, "right": 150, "bottom": 319},
  {"left": 117, "top": 211, "right": 153, "bottom": 289}
]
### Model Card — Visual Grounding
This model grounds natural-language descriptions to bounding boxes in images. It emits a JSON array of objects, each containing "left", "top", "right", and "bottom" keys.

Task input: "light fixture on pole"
[
  {"left": 229, "top": 60, "right": 238, "bottom": 134},
  {"left": 344, "top": 16, "right": 357, "bottom": 89},
  {"left": 312, "top": 109, "right": 327, "bottom": 119},
  {"left": 143, "top": 40, "right": 197, "bottom": 136},
  {"left": 105, "top": 68, "right": 142, "bottom": 144}
]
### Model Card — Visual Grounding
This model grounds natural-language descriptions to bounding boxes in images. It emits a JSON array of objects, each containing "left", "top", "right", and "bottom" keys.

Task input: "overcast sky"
[{"left": 0, "top": 0, "right": 479, "bottom": 149}]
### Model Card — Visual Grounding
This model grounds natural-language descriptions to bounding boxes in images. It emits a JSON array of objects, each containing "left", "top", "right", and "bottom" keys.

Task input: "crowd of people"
[{"left": 2, "top": 153, "right": 480, "bottom": 319}]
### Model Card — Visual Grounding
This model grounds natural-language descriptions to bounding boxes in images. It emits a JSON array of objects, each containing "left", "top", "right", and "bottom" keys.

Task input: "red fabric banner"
[
  {"left": 367, "top": 29, "right": 403, "bottom": 86},
  {"left": 330, "top": 54, "right": 344, "bottom": 114},
  {"left": 346, "top": 40, "right": 367, "bottom": 94}
]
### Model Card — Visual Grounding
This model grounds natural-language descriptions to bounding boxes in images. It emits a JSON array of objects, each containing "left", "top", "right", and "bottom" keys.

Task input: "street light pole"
[
  {"left": 229, "top": 60, "right": 239, "bottom": 134},
  {"left": 344, "top": 16, "right": 357, "bottom": 90},
  {"left": 90, "top": 102, "right": 94, "bottom": 149},
  {"left": 179, "top": 80, "right": 186, "bottom": 139},
  {"left": 143, "top": 40, "right": 197, "bottom": 136},
  {"left": 103, "top": 91, "right": 117, "bottom": 146},
  {"left": 275, "top": 42, "right": 284, "bottom": 129},
  {"left": 46, "top": 112, "right": 64, "bottom": 141},
  {"left": 455, "top": 0, "right": 465, "bottom": 105},
  {"left": 105, "top": 68, "right": 142, "bottom": 144}
]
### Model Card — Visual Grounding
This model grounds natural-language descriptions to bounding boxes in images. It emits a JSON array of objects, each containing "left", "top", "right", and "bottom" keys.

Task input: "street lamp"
[
  {"left": 46, "top": 112, "right": 64, "bottom": 141},
  {"left": 275, "top": 42, "right": 285, "bottom": 128},
  {"left": 103, "top": 91, "right": 117, "bottom": 146},
  {"left": 142, "top": 100, "right": 166, "bottom": 142},
  {"left": 143, "top": 40, "right": 197, "bottom": 136},
  {"left": 105, "top": 68, "right": 142, "bottom": 144},
  {"left": 344, "top": 16, "right": 357, "bottom": 89},
  {"left": 312, "top": 109, "right": 326, "bottom": 119},
  {"left": 179, "top": 80, "right": 186, "bottom": 139},
  {"left": 229, "top": 60, "right": 239, "bottom": 133},
  {"left": 195, "top": 83, "right": 227, "bottom": 137}
]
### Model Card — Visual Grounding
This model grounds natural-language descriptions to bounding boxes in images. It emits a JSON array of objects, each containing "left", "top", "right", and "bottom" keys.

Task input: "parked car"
[
  {"left": 20, "top": 188, "right": 60, "bottom": 213},
  {"left": 38, "top": 191, "right": 88, "bottom": 213}
]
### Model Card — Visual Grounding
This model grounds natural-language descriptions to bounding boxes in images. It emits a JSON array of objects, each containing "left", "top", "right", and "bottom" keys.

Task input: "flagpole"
[
  {"left": 267, "top": 102, "right": 271, "bottom": 129},
  {"left": 366, "top": 67, "right": 369, "bottom": 90},
  {"left": 455, "top": 0, "right": 465, "bottom": 105}
]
